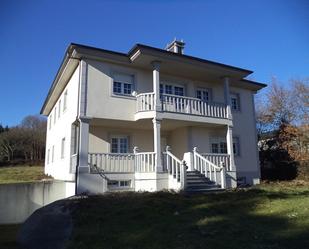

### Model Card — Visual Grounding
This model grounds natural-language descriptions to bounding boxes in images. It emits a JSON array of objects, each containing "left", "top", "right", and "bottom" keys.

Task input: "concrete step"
[
  {"left": 187, "top": 181, "right": 215, "bottom": 186},
  {"left": 185, "top": 188, "right": 224, "bottom": 193}
]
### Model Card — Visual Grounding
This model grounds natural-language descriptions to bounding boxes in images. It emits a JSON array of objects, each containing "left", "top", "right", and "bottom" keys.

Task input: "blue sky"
[{"left": 1, "top": 0, "right": 308, "bottom": 126}]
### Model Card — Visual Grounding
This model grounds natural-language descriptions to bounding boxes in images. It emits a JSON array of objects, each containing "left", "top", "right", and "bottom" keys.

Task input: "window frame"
[
  {"left": 111, "top": 72, "right": 135, "bottom": 97},
  {"left": 230, "top": 92, "right": 241, "bottom": 112},
  {"left": 63, "top": 90, "right": 68, "bottom": 112},
  {"left": 196, "top": 87, "right": 212, "bottom": 102},
  {"left": 160, "top": 82, "right": 185, "bottom": 96},
  {"left": 110, "top": 135, "right": 129, "bottom": 153},
  {"left": 210, "top": 137, "right": 240, "bottom": 156}
]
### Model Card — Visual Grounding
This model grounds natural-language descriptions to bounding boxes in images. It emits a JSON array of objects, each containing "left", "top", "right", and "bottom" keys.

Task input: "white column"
[
  {"left": 153, "top": 118, "right": 162, "bottom": 172},
  {"left": 152, "top": 61, "right": 161, "bottom": 111},
  {"left": 226, "top": 125, "right": 235, "bottom": 171},
  {"left": 78, "top": 117, "right": 91, "bottom": 173},
  {"left": 223, "top": 77, "right": 232, "bottom": 119}
]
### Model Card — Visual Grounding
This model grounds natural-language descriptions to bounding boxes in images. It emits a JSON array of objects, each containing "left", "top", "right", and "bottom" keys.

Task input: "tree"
[{"left": 256, "top": 78, "right": 309, "bottom": 180}]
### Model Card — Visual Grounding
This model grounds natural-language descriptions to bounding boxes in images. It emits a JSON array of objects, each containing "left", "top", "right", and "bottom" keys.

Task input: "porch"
[{"left": 74, "top": 117, "right": 236, "bottom": 194}]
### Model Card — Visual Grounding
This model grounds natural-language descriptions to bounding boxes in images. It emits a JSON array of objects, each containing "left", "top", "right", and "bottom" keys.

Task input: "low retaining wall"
[{"left": 0, "top": 180, "right": 75, "bottom": 224}]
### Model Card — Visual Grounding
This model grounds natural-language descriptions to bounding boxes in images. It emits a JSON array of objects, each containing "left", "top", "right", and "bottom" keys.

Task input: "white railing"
[
  {"left": 88, "top": 153, "right": 135, "bottom": 173},
  {"left": 201, "top": 153, "right": 231, "bottom": 171},
  {"left": 161, "top": 94, "right": 227, "bottom": 119},
  {"left": 136, "top": 92, "right": 155, "bottom": 112},
  {"left": 193, "top": 148, "right": 226, "bottom": 189},
  {"left": 134, "top": 151, "right": 156, "bottom": 172},
  {"left": 163, "top": 146, "right": 186, "bottom": 189},
  {"left": 88, "top": 149, "right": 156, "bottom": 173}
]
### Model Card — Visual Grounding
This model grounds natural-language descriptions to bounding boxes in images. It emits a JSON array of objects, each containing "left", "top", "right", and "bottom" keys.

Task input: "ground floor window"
[
  {"left": 111, "top": 136, "right": 129, "bottom": 153},
  {"left": 107, "top": 180, "right": 131, "bottom": 188},
  {"left": 210, "top": 137, "right": 240, "bottom": 156}
]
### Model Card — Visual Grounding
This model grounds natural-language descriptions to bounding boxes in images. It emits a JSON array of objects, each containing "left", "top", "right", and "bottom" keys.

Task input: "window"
[
  {"left": 211, "top": 143, "right": 219, "bottom": 153},
  {"left": 210, "top": 137, "right": 240, "bottom": 156},
  {"left": 71, "top": 124, "right": 79, "bottom": 155},
  {"left": 174, "top": 86, "right": 184, "bottom": 96},
  {"left": 61, "top": 138, "right": 65, "bottom": 159},
  {"left": 52, "top": 145, "right": 55, "bottom": 163},
  {"left": 112, "top": 73, "right": 134, "bottom": 96},
  {"left": 196, "top": 88, "right": 211, "bottom": 102},
  {"left": 113, "top": 82, "right": 122, "bottom": 94},
  {"left": 107, "top": 180, "right": 131, "bottom": 188},
  {"left": 111, "top": 136, "right": 129, "bottom": 153},
  {"left": 54, "top": 107, "right": 57, "bottom": 124},
  {"left": 58, "top": 100, "right": 61, "bottom": 118},
  {"left": 230, "top": 93, "right": 240, "bottom": 111},
  {"left": 233, "top": 137, "right": 240, "bottom": 156},
  {"left": 160, "top": 83, "right": 184, "bottom": 96},
  {"left": 63, "top": 90, "right": 68, "bottom": 111},
  {"left": 47, "top": 149, "right": 50, "bottom": 164},
  {"left": 49, "top": 116, "right": 52, "bottom": 130}
]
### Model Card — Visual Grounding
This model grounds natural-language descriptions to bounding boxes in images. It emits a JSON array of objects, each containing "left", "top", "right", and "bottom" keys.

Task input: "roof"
[{"left": 40, "top": 42, "right": 267, "bottom": 115}]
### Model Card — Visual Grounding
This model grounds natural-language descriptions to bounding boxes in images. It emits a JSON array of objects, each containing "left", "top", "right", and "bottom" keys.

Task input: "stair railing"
[
  {"left": 163, "top": 146, "right": 187, "bottom": 189},
  {"left": 193, "top": 147, "right": 226, "bottom": 189}
]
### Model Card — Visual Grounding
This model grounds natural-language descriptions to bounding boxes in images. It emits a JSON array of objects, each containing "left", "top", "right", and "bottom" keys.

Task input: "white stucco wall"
[
  {"left": 230, "top": 87, "right": 260, "bottom": 183},
  {"left": 45, "top": 65, "right": 80, "bottom": 181},
  {"left": 89, "top": 125, "right": 154, "bottom": 153}
]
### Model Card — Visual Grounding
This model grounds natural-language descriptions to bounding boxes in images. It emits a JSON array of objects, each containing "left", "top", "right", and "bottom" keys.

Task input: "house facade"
[{"left": 41, "top": 40, "right": 266, "bottom": 194}]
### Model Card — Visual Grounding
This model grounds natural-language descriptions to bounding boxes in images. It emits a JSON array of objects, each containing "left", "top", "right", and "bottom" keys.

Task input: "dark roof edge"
[
  {"left": 40, "top": 44, "right": 74, "bottom": 114},
  {"left": 128, "top": 43, "right": 254, "bottom": 75},
  {"left": 241, "top": 79, "right": 267, "bottom": 88},
  {"left": 70, "top": 43, "right": 128, "bottom": 57}
]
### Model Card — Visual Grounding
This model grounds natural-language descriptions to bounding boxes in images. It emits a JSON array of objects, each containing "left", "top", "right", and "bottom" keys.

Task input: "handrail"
[
  {"left": 163, "top": 146, "right": 187, "bottom": 189},
  {"left": 161, "top": 94, "right": 226, "bottom": 106},
  {"left": 134, "top": 151, "right": 156, "bottom": 172},
  {"left": 136, "top": 92, "right": 155, "bottom": 97},
  {"left": 201, "top": 153, "right": 231, "bottom": 171},
  {"left": 195, "top": 152, "right": 221, "bottom": 170},
  {"left": 193, "top": 147, "right": 226, "bottom": 189}
]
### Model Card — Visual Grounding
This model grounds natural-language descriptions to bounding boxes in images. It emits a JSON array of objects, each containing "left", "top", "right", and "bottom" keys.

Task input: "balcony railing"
[
  {"left": 136, "top": 92, "right": 228, "bottom": 119},
  {"left": 136, "top": 92, "right": 155, "bottom": 112}
]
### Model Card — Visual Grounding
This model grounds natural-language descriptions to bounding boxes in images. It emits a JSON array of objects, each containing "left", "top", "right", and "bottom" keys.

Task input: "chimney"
[{"left": 166, "top": 38, "right": 185, "bottom": 54}]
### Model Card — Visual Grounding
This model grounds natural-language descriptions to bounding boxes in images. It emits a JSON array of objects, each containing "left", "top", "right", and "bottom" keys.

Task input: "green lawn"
[
  {"left": 0, "top": 166, "right": 51, "bottom": 184},
  {"left": 68, "top": 183, "right": 309, "bottom": 249}
]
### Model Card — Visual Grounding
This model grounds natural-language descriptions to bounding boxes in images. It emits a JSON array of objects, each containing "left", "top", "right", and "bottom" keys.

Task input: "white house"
[{"left": 41, "top": 40, "right": 266, "bottom": 194}]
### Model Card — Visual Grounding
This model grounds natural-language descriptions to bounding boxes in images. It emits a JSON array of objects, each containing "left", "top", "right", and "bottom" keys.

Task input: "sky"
[{"left": 1, "top": 0, "right": 309, "bottom": 126}]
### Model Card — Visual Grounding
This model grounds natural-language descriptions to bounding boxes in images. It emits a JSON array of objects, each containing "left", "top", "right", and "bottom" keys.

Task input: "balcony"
[{"left": 136, "top": 92, "right": 228, "bottom": 120}]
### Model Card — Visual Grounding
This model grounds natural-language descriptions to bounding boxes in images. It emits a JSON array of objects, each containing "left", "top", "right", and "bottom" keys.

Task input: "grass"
[
  {"left": 0, "top": 166, "right": 51, "bottom": 184},
  {"left": 0, "top": 224, "right": 20, "bottom": 249},
  {"left": 68, "top": 182, "right": 309, "bottom": 249}
]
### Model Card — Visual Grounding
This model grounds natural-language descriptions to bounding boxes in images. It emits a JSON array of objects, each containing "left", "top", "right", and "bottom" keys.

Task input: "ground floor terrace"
[{"left": 68, "top": 116, "right": 257, "bottom": 194}]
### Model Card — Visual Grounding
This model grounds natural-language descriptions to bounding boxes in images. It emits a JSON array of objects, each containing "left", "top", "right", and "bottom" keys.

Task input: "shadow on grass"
[{"left": 67, "top": 188, "right": 309, "bottom": 249}]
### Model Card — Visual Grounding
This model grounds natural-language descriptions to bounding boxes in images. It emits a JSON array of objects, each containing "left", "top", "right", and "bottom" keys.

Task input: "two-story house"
[{"left": 41, "top": 40, "right": 266, "bottom": 194}]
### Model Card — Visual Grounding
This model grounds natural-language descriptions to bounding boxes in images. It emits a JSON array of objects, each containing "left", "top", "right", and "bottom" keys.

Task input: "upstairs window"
[
  {"left": 63, "top": 90, "right": 68, "bottom": 112},
  {"left": 58, "top": 100, "right": 61, "bottom": 118},
  {"left": 54, "top": 107, "right": 57, "bottom": 124},
  {"left": 196, "top": 88, "right": 211, "bottom": 102},
  {"left": 112, "top": 73, "right": 134, "bottom": 96},
  {"left": 111, "top": 136, "right": 129, "bottom": 153},
  {"left": 49, "top": 115, "right": 52, "bottom": 130},
  {"left": 230, "top": 93, "right": 240, "bottom": 111},
  {"left": 160, "top": 83, "right": 184, "bottom": 96}
]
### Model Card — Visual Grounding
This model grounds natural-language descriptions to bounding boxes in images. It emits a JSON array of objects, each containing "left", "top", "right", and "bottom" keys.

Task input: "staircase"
[{"left": 185, "top": 171, "right": 222, "bottom": 192}]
